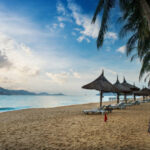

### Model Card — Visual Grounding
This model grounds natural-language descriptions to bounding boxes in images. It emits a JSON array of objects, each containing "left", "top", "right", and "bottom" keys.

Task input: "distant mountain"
[
  {"left": 0, "top": 87, "right": 35, "bottom": 95},
  {"left": 0, "top": 87, "right": 65, "bottom": 96}
]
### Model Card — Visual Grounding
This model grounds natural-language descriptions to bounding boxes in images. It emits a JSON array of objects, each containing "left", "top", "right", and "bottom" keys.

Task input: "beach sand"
[{"left": 0, "top": 101, "right": 150, "bottom": 150}]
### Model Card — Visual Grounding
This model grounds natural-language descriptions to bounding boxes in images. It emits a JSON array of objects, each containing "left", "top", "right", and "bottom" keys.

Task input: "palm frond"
[
  {"left": 92, "top": 0, "right": 104, "bottom": 23},
  {"left": 144, "top": 73, "right": 150, "bottom": 82},
  {"left": 139, "top": 51, "right": 150, "bottom": 80},
  {"left": 126, "top": 33, "right": 138, "bottom": 56},
  {"left": 130, "top": 53, "right": 138, "bottom": 61},
  {"left": 148, "top": 79, "right": 150, "bottom": 87},
  {"left": 97, "top": 0, "right": 115, "bottom": 48}
]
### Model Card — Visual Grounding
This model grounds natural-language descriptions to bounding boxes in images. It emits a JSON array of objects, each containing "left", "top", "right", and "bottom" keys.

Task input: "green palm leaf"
[
  {"left": 97, "top": 0, "right": 115, "bottom": 48},
  {"left": 92, "top": 0, "right": 104, "bottom": 23}
]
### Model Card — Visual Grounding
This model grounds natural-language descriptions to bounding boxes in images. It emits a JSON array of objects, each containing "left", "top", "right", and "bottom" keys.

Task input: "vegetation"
[{"left": 92, "top": 0, "right": 150, "bottom": 86}]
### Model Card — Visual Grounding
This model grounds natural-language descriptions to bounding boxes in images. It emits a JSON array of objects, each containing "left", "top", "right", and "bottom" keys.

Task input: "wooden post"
[
  {"left": 134, "top": 94, "right": 136, "bottom": 101},
  {"left": 124, "top": 94, "right": 127, "bottom": 103},
  {"left": 100, "top": 91, "right": 103, "bottom": 108},
  {"left": 117, "top": 93, "right": 119, "bottom": 104}
]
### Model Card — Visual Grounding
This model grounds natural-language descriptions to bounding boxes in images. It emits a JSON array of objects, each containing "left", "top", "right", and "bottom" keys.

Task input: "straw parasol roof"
[
  {"left": 82, "top": 70, "right": 120, "bottom": 107},
  {"left": 132, "top": 83, "right": 140, "bottom": 91},
  {"left": 113, "top": 76, "right": 131, "bottom": 103},
  {"left": 113, "top": 76, "right": 131, "bottom": 94},
  {"left": 120, "top": 77, "right": 140, "bottom": 103},
  {"left": 133, "top": 88, "right": 150, "bottom": 96},
  {"left": 145, "top": 88, "right": 150, "bottom": 95},
  {"left": 121, "top": 77, "right": 139, "bottom": 91},
  {"left": 82, "top": 70, "right": 119, "bottom": 93}
]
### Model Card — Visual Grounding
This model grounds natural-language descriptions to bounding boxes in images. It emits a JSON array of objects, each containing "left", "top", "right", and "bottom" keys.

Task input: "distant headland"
[{"left": 0, "top": 87, "right": 65, "bottom": 96}]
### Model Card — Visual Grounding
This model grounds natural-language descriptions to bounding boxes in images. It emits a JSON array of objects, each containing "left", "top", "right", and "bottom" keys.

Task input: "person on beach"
[{"left": 104, "top": 113, "right": 107, "bottom": 122}]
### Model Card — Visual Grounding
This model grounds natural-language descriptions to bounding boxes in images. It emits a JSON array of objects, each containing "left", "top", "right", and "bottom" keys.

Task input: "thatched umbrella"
[
  {"left": 82, "top": 70, "right": 120, "bottom": 107},
  {"left": 121, "top": 77, "right": 139, "bottom": 102},
  {"left": 144, "top": 88, "right": 150, "bottom": 100},
  {"left": 121, "top": 77, "right": 139, "bottom": 91},
  {"left": 113, "top": 76, "right": 131, "bottom": 104},
  {"left": 143, "top": 88, "right": 150, "bottom": 95},
  {"left": 132, "top": 83, "right": 140, "bottom": 101},
  {"left": 133, "top": 88, "right": 150, "bottom": 100}
]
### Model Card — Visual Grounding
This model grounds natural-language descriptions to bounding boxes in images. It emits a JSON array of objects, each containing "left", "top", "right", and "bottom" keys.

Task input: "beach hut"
[
  {"left": 82, "top": 70, "right": 120, "bottom": 107},
  {"left": 121, "top": 77, "right": 139, "bottom": 102},
  {"left": 113, "top": 76, "right": 131, "bottom": 104}
]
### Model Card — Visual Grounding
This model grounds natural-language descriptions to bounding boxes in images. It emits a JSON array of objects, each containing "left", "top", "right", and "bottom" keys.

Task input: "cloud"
[
  {"left": 46, "top": 70, "right": 81, "bottom": 84},
  {"left": 46, "top": 72, "right": 69, "bottom": 84},
  {"left": 0, "top": 31, "right": 45, "bottom": 92},
  {"left": 66, "top": 1, "right": 117, "bottom": 43},
  {"left": 68, "top": 2, "right": 99, "bottom": 38},
  {"left": 56, "top": 1, "right": 73, "bottom": 23},
  {"left": 19, "top": 66, "right": 40, "bottom": 77},
  {"left": 55, "top": 0, "right": 100, "bottom": 42},
  {"left": 0, "top": 51, "right": 12, "bottom": 68},
  {"left": 105, "top": 32, "right": 118, "bottom": 40},
  {"left": 56, "top": 1, "right": 66, "bottom": 15},
  {"left": 116, "top": 45, "right": 126, "bottom": 54},
  {"left": 0, "top": 33, "right": 41, "bottom": 78},
  {"left": 77, "top": 36, "right": 90, "bottom": 43},
  {"left": 0, "top": 76, "right": 11, "bottom": 84},
  {"left": 73, "top": 72, "right": 80, "bottom": 78},
  {"left": 59, "top": 22, "right": 65, "bottom": 28},
  {"left": 77, "top": 36, "right": 84, "bottom": 42},
  {"left": 57, "top": 16, "right": 72, "bottom": 22}
]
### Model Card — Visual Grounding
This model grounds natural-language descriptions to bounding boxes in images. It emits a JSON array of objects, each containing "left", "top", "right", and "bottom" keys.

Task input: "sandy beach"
[{"left": 0, "top": 101, "right": 150, "bottom": 150}]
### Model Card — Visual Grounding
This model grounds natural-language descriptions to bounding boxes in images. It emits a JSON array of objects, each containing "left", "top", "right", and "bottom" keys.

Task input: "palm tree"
[
  {"left": 119, "top": 0, "right": 150, "bottom": 84},
  {"left": 92, "top": 0, "right": 150, "bottom": 49},
  {"left": 92, "top": 0, "right": 150, "bottom": 86}
]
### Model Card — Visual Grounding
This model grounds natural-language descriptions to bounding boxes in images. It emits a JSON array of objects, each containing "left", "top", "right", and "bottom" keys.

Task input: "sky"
[{"left": 0, "top": 0, "right": 146, "bottom": 95}]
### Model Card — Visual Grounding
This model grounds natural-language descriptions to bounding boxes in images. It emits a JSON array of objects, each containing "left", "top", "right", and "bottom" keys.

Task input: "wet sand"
[{"left": 0, "top": 101, "right": 150, "bottom": 150}]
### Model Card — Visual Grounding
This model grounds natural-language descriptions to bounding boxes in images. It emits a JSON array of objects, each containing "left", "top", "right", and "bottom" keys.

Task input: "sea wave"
[{"left": 0, "top": 107, "right": 15, "bottom": 110}]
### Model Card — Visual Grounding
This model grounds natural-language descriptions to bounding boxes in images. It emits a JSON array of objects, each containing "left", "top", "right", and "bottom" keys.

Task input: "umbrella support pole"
[
  {"left": 100, "top": 91, "right": 103, "bottom": 108},
  {"left": 117, "top": 93, "right": 119, "bottom": 104},
  {"left": 134, "top": 94, "right": 136, "bottom": 101},
  {"left": 124, "top": 94, "right": 127, "bottom": 103}
]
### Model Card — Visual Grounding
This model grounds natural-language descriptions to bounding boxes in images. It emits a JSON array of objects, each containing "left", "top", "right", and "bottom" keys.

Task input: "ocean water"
[{"left": 0, "top": 95, "right": 133, "bottom": 112}]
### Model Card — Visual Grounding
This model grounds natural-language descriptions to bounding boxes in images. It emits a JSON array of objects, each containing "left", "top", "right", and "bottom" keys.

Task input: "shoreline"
[
  {"left": 0, "top": 97, "right": 144, "bottom": 113},
  {"left": 0, "top": 99, "right": 118, "bottom": 113}
]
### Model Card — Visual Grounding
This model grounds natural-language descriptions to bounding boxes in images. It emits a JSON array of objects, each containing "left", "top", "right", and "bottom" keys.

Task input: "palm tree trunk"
[{"left": 140, "top": 0, "right": 150, "bottom": 31}]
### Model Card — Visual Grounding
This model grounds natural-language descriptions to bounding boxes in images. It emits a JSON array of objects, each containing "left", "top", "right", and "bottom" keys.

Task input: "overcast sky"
[{"left": 0, "top": 0, "right": 145, "bottom": 95}]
